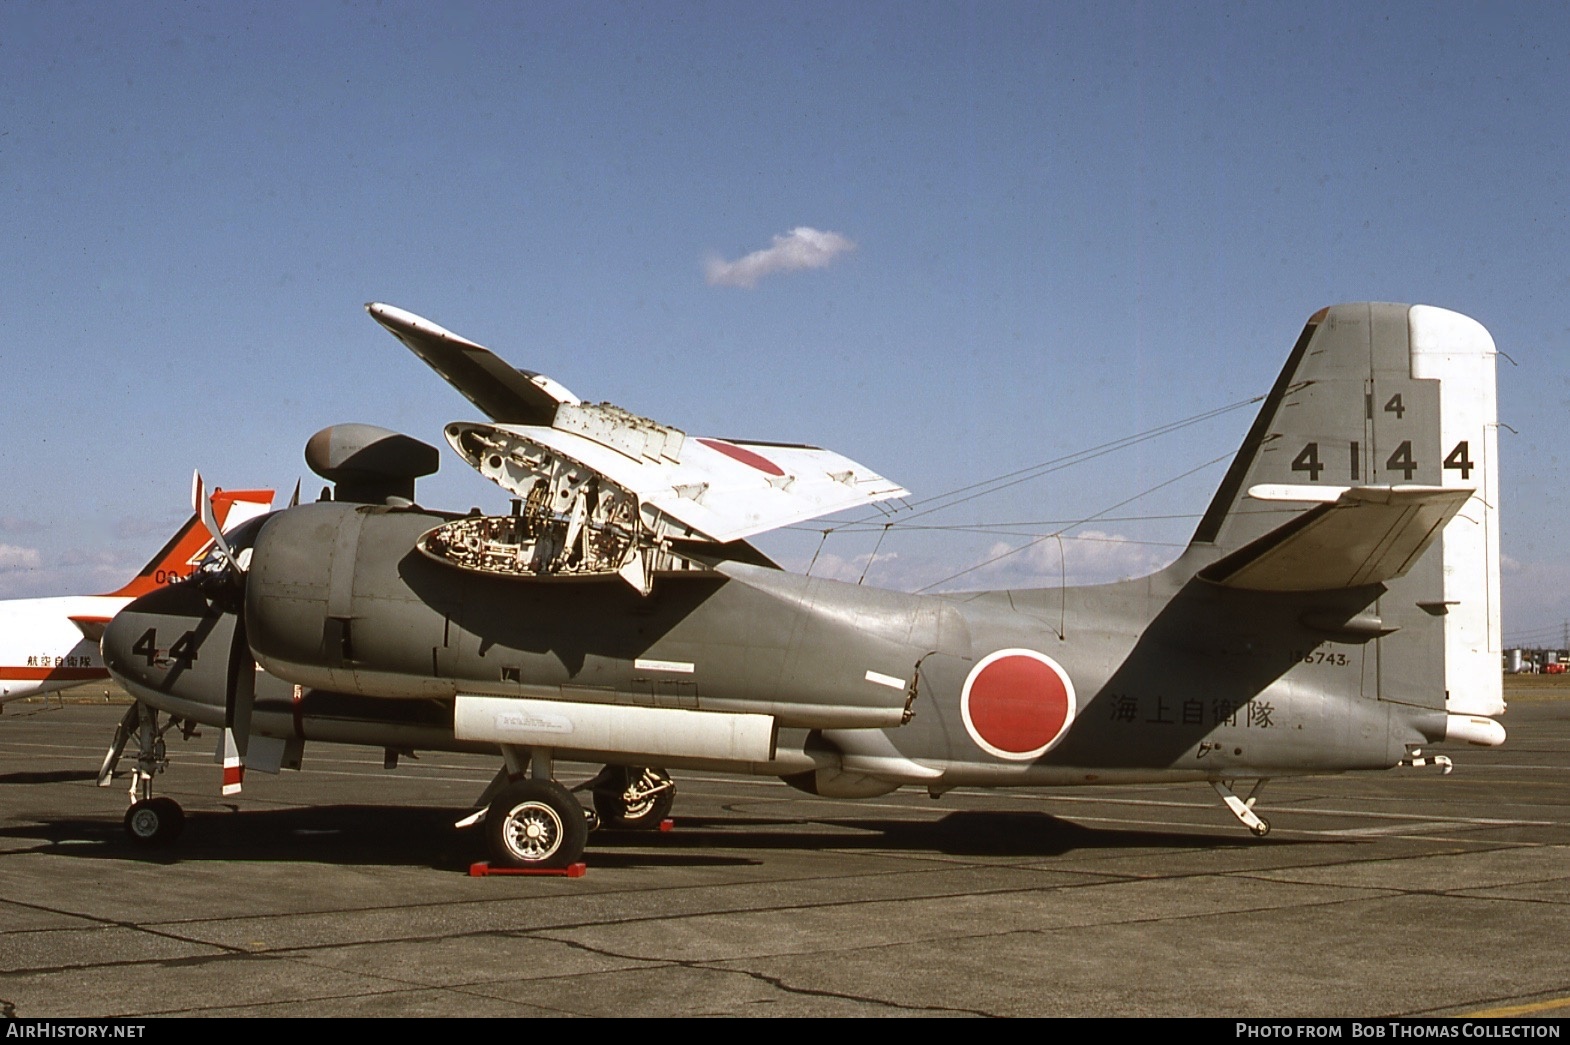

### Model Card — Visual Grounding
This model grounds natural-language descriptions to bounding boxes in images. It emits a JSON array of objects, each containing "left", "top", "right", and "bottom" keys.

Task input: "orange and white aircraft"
[{"left": 0, "top": 487, "right": 273, "bottom": 705}]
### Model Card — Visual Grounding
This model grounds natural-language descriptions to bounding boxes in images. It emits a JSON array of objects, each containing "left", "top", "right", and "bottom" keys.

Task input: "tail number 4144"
[{"left": 1291, "top": 440, "right": 1475, "bottom": 483}]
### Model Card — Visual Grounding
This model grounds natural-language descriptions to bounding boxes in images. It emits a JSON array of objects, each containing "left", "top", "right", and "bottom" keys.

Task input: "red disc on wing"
[
  {"left": 697, "top": 438, "right": 785, "bottom": 476},
  {"left": 965, "top": 653, "right": 1072, "bottom": 755}
]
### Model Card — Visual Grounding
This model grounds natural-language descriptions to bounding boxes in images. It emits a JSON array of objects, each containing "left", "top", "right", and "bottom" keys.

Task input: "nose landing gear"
[
  {"left": 101, "top": 703, "right": 189, "bottom": 847},
  {"left": 124, "top": 796, "right": 185, "bottom": 845}
]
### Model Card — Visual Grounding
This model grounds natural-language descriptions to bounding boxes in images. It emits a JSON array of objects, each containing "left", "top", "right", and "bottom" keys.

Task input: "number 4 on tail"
[{"left": 1444, "top": 441, "right": 1474, "bottom": 480}]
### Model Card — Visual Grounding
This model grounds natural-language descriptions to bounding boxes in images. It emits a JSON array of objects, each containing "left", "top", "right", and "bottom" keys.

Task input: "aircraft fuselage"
[{"left": 106, "top": 500, "right": 1436, "bottom": 794}]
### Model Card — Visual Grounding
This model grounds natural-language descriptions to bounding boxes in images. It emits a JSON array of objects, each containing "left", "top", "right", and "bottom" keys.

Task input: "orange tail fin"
[{"left": 104, "top": 488, "right": 273, "bottom": 597}]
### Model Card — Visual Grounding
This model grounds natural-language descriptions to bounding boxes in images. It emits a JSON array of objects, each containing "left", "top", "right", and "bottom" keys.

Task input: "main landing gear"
[
  {"left": 486, "top": 779, "right": 588, "bottom": 869},
  {"left": 466, "top": 752, "right": 677, "bottom": 870},
  {"left": 465, "top": 746, "right": 592, "bottom": 870},
  {"left": 99, "top": 703, "right": 189, "bottom": 847},
  {"left": 585, "top": 766, "right": 675, "bottom": 830}
]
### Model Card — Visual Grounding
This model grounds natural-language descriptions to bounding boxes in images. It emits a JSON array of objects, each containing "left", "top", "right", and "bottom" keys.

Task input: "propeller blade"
[
  {"left": 287, "top": 478, "right": 302, "bottom": 508},
  {"left": 218, "top": 728, "right": 244, "bottom": 796},
  {"left": 219, "top": 609, "right": 256, "bottom": 795},
  {"left": 192, "top": 470, "right": 241, "bottom": 575}
]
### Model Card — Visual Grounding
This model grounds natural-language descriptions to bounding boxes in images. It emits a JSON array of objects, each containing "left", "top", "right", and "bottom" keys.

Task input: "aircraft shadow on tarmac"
[
  {"left": 589, "top": 810, "right": 1300, "bottom": 861},
  {"left": 1, "top": 805, "right": 750, "bottom": 871},
  {"left": 4, "top": 806, "right": 569, "bottom": 871},
  {"left": 0, "top": 770, "right": 99, "bottom": 786},
  {"left": 4, "top": 806, "right": 1317, "bottom": 872}
]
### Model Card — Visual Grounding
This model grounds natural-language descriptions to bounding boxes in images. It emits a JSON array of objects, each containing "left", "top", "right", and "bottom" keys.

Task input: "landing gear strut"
[
  {"left": 100, "top": 703, "right": 188, "bottom": 846},
  {"left": 1212, "top": 778, "right": 1271, "bottom": 837}
]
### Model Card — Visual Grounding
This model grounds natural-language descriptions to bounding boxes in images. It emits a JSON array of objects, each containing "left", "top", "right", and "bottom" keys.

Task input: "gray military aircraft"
[{"left": 101, "top": 301, "right": 1504, "bottom": 868}]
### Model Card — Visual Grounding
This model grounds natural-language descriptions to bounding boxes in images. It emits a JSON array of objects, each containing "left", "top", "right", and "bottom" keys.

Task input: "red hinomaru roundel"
[{"left": 959, "top": 649, "right": 1077, "bottom": 761}]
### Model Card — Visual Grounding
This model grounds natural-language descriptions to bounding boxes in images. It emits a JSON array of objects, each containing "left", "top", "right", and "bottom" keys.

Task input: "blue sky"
[{"left": 2, "top": 2, "right": 1566, "bottom": 644}]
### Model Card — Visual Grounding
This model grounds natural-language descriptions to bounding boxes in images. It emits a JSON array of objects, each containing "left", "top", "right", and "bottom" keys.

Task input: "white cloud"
[
  {"left": 0, "top": 544, "right": 42, "bottom": 573},
  {"left": 705, "top": 226, "right": 856, "bottom": 288},
  {"left": 805, "top": 549, "right": 899, "bottom": 585},
  {"left": 0, "top": 546, "right": 146, "bottom": 599},
  {"left": 967, "top": 530, "right": 1177, "bottom": 590}
]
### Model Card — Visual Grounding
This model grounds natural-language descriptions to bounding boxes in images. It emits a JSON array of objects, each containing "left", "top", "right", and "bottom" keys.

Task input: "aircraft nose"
[
  {"left": 101, "top": 605, "right": 136, "bottom": 680},
  {"left": 103, "top": 584, "right": 235, "bottom": 726},
  {"left": 102, "top": 601, "right": 156, "bottom": 688}
]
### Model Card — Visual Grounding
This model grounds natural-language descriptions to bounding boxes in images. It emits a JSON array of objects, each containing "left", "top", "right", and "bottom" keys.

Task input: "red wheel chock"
[{"left": 468, "top": 861, "right": 588, "bottom": 877}]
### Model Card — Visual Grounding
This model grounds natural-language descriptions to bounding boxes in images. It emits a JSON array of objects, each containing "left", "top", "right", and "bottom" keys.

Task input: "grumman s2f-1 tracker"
[{"left": 102, "top": 301, "right": 1503, "bottom": 868}]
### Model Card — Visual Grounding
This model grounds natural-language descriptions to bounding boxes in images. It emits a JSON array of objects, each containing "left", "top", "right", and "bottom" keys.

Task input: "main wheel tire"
[
  {"left": 592, "top": 767, "right": 675, "bottom": 830},
  {"left": 124, "top": 797, "right": 185, "bottom": 846},
  {"left": 486, "top": 780, "right": 587, "bottom": 869}
]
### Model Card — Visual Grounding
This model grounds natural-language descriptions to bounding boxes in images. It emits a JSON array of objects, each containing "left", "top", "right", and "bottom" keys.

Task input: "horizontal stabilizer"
[
  {"left": 1198, "top": 485, "right": 1472, "bottom": 592},
  {"left": 69, "top": 615, "right": 112, "bottom": 642}
]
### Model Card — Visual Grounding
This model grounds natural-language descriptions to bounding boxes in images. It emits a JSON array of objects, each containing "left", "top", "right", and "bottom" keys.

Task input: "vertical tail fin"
[
  {"left": 1185, "top": 303, "right": 1500, "bottom": 718},
  {"left": 105, "top": 488, "right": 274, "bottom": 598}
]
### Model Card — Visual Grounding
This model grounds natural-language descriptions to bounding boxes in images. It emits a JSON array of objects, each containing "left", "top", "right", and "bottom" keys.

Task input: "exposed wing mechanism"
[
  {"left": 424, "top": 415, "right": 907, "bottom": 592},
  {"left": 1198, "top": 484, "right": 1473, "bottom": 591},
  {"left": 447, "top": 415, "right": 906, "bottom": 543}
]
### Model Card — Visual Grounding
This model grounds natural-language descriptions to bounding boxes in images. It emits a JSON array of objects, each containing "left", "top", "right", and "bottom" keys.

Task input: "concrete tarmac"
[{"left": 2, "top": 689, "right": 1568, "bottom": 1018}]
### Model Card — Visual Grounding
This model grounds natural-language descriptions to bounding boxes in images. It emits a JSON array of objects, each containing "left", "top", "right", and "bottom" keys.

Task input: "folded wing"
[
  {"left": 367, "top": 303, "right": 580, "bottom": 425},
  {"left": 369, "top": 303, "right": 907, "bottom": 543}
]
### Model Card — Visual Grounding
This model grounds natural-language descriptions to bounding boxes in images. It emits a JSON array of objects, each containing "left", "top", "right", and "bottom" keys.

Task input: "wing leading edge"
[{"left": 366, "top": 303, "right": 579, "bottom": 425}]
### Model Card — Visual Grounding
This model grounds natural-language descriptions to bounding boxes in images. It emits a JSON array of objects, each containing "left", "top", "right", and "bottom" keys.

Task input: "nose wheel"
[{"left": 124, "top": 796, "right": 185, "bottom": 846}]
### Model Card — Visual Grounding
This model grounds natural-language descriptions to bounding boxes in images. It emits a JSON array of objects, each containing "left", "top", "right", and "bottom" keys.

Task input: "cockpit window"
[
  {"left": 222, "top": 512, "right": 272, "bottom": 553},
  {"left": 194, "top": 511, "right": 276, "bottom": 574}
]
